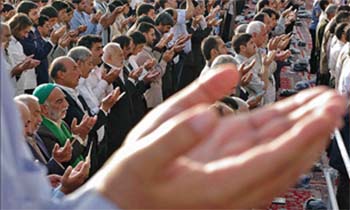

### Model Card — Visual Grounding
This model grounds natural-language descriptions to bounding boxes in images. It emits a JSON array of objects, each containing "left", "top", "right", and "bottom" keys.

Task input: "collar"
[
  {"left": 42, "top": 115, "right": 61, "bottom": 127},
  {"left": 56, "top": 84, "right": 79, "bottom": 99}
]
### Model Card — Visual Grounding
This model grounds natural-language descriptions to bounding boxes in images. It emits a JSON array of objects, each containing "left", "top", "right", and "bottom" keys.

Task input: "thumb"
[
  {"left": 62, "top": 166, "right": 73, "bottom": 181},
  {"left": 53, "top": 143, "right": 60, "bottom": 154},
  {"left": 128, "top": 106, "right": 219, "bottom": 174},
  {"left": 71, "top": 118, "right": 77, "bottom": 129}
]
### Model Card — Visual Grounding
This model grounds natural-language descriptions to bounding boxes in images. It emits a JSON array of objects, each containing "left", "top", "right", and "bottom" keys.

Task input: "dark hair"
[
  {"left": 50, "top": 60, "right": 66, "bottom": 79},
  {"left": 8, "top": 14, "right": 33, "bottom": 38},
  {"left": 337, "top": 5, "right": 350, "bottom": 13},
  {"left": 2, "top": 3, "right": 14, "bottom": 13},
  {"left": 129, "top": 31, "right": 146, "bottom": 45},
  {"left": 335, "top": 23, "right": 349, "bottom": 40},
  {"left": 346, "top": 26, "right": 350, "bottom": 42},
  {"left": 201, "top": 35, "right": 220, "bottom": 61},
  {"left": 261, "top": 7, "right": 280, "bottom": 20},
  {"left": 51, "top": 0, "right": 69, "bottom": 12},
  {"left": 158, "top": 0, "right": 167, "bottom": 9},
  {"left": 335, "top": 11, "right": 350, "bottom": 24},
  {"left": 137, "top": 22, "right": 155, "bottom": 33},
  {"left": 155, "top": 11, "right": 174, "bottom": 26},
  {"left": 256, "top": 0, "right": 269, "bottom": 12},
  {"left": 77, "top": 34, "right": 103, "bottom": 49},
  {"left": 253, "top": 12, "right": 268, "bottom": 23},
  {"left": 163, "top": 8, "right": 176, "bottom": 18},
  {"left": 136, "top": 3, "right": 154, "bottom": 17},
  {"left": 135, "top": 15, "right": 155, "bottom": 27},
  {"left": 40, "top": 6, "right": 58, "bottom": 18},
  {"left": 17, "top": 1, "right": 38, "bottom": 14},
  {"left": 232, "top": 33, "right": 253, "bottom": 54},
  {"left": 320, "top": 0, "right": 330, "bottom": 11},
  {"left": 37, "top": 15, "right": 49, "bottom": 27},
  {"left": 220, "top": 97, "right": 238, "bottom": 110},
  {"left": 108, "top": 0, "right": 124, "bottom": 12},
  {"left": 112, "top": 35, "right": 132, "bottom": 49}
]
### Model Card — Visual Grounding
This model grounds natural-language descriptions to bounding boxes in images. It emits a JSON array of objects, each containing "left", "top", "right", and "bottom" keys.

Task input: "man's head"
[
  {"left": 112, "top": 35, "right": 134, "bottom": 59},
  {"left": 136, "top": 3, "right": 156, "bottom": 19},
  {"left": 261, "top": 7, "right": 280, "bottom": 31},
  {"left": 325, "top": 4, "right": 338, "bottom": 20},
  {"left": 68, "top": 46, "right": 94, "bottom": 78},
  {"left": 159, "top": 0, "right": 177, "bottom": 9},
  {"left": 8, "top": 14, "right": 33, "bottom": 39},
  {"left": 51, "top": 0, "right": 69, "bottom": 22},
  {"left": 253, "top": 12, "right": 272, "bottom": 33},
  {"left": 40, "top": 6, "right": 58, "bottom": 28},
  {"left": 320, "top": 0, "right": 330, "bottom": 12},
  {"left": 15, "top": 94, "right": 42, "bottom": 133},
  {"left": 232, "top": 33, "right": 257, "bottom": 58},
  {"left": 17, "top": 1, "right": 39, "bottom": 25},
  {"left": 14, "top": 99, "right": 32, "bottom": 138},
  {"left": 201, "top": 35, "right": 228, "bottom": 63},
  {"left": 246, "top": 21, "right": 267, "bottom": 48},
  {"left": 129, "top": 31, "right": 146, "bottom": 55},
  {"left": 1, "top": 23, "right": 11, "bottom": 49},
  {"left": 37, "top": 15, "right": 51, "bottom": 37},
  {"left": 33, "top": 83, "right": 69, "bottom": 123},
  {"left": 102, "top": 43, "right": 124, "bottom": 68},
  {"left": 84, "top": 0, "right": 95, "bottom": 14},
  {"left": 49, "top": 56, "right": 81, "bottom": 89},
  {"left": 73, "top": 0, "right": 87, "bottom": 12},
  {"left": 77, "top": 35, "right": 103, "bottom": 66},
  {"left": 1, "top": 3, "right": 16, "bottom": 21},
  {"left": 137, "top": 22, "right": 156, "bottom": 46},
  {"left": 155, "top": 11, "right": 174, "bottom": 34}
]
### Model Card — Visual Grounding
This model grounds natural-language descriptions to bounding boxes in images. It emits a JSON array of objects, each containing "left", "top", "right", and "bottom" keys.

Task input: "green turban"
[{"left": 33, "top": 83, "right": 56, "bottom": 104}]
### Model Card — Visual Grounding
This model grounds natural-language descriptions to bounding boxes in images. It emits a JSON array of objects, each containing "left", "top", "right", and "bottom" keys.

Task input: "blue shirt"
[
  {"left": 310, "top": 1, "right": 321, "bottom": 30},
  {"left": 70, "top": 10, "right": 98, "bottom": 35},
  {"left": 0, "top": 53, "right": 117, "bottom": 210}
]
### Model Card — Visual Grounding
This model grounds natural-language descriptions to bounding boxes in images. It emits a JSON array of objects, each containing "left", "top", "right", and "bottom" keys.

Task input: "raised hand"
[
  {"left": 71, "top": 115, "right": 97, "bottom": 140},
  {"left": 92, "top": 66, "right": 346, "bottom": 209},
  {"left": 52, "top": 140, "right": 72, "bottom": 163},
  {"left": 101, "top": 67, "right": 121, "bottom": 84},
  {"left": 51, "top": 25, "right": 66, "bottom": 45},
  {"left": 143, "top": 70, "right": 160, "bottom": 83},
  {"left": 101, "top": 87, "right": 121, "bottom": 112},
  {"left": 60, "top": 160, "right": 90, "bottom": 194},
  {"left": 128, "top": 67, "right": 143, "bottom": 80}
]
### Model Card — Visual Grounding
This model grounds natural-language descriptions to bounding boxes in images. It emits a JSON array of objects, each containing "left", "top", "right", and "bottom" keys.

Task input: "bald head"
[
  {"left": 14, "top": 99, "right": 32, "bottom": 138},
  {"left": 15, "top": 94, "right": 42, "bottom": 133},
  {"left": 102, "top": 43, "right": 124, "bottom": 68},
  {"left": 49, "top": 56, "right": 81, "bottom": 88}
]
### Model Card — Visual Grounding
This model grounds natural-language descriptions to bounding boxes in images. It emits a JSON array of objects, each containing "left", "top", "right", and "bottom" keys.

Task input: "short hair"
[
  {"left": 112, "top": 35, "right": 132, "bottom": 49},
  {"left": 158, "top": 0, "right": 167, "bottom": 9},
  {"left": 261, "top": 7, "right": 280, "bottom": 20},
  {"left": 14, "top": 94, "right": 39, "bottom": 106},
  {"left": 135, "top": 16, "right": 155, "bottom": 27},
  {"left": 201, "top": 35, "right": 220, "bottom": 61},
  {"left": 40, "top": 6, "right": 58, "bottom": 18},
  {"left": 163, "top": 8, "right": 176, "bottom": 18},
  {"left": 17, "top": 1, "right": 38, "bottom": 15},
  {"left": 102, "top": 42, "right": 121, "bottom": 62},
  {"left": 253, "top": 12, "right": 267, "bottom": 23},
  {"left": 51, "top": 0, "right": 69, "bottom": 12},
  {"left": 155, "top": 11, "right": 174, "bottom": 26},
  {"left": 335, "top": 23, "right": 349, "bottom": 40},
  {"left": 234, "top": 24, "right": 248, "bottom": 35},
  {"left": 8, "top": 14, "right": 33, "bottom": 37},
  {"left": 325, "top": 4, "right": 338, "bottom": 15},
  {"left": 246, "top": 21, "right": 265, "bottom": 35},
  {"left": 2, "top": 3, "right": 15, "bottom": 13},
  {"left": 232, "top": 33, "right": 253, "bottom": 54},
  {"left": 108, "top": 0, "right": 124, "bottom": 12},
  {"left": 211, "top": 54, "right": 238, "bottom": 69},
  {"left": 129, "top": 31, "right": 146, "bottom": 45},
  {"left": 256, "top": 0, "right": 269, "bottom": 12},
  {"left": 136, "top": 3, "right": 154, "bottom": 17},
  {"left": 49, "top": 57, "right": 67, "bottom": 79},
  {"left": 335, "top": 11, "right": 350, "bottom": 24},
  {"left": 67, "top": 46, "right": 92, "bottom": 62},
  {"left": 337, "top": 5, "right": 350, "bottom": 13},
  {"left": 77, "top": 34, "right": 103, "bottom": 49},
  {"left": 320, "top": 0, "right": 330, "bottom": 11},
  {"left": 37, "top": 15, "right": 49, "bottom": 27},
  {"left": 137, "top": 22, "right": 155, "bottom": 33}
]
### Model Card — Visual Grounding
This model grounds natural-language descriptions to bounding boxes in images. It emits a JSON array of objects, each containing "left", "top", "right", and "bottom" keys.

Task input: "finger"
[
  {"left": 124, "top": 106, "right": 219, "bottom": 174},
  {"left": 62, "top": 166, "right": 73, "bottom": 181},
  {"left": 71, "top": 118, "right": 78, "bottom": 129},
  {"left": 53, "top": 143, "right": 59, "bottom": 154},
  {"left": 74, "top": 161, "right": 84, "bottom": 172},
  {"left": 127, "top": 67, "right": 242, "bottom": 141}
]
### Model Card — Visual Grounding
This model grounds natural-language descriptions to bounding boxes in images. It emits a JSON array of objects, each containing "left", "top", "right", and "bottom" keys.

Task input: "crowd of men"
[{"left": 0, "top": 0, "right": 349, "bottom": 209}]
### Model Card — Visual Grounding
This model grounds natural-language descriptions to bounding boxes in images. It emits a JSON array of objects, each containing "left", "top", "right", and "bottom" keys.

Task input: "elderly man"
[
  {"left": 33, "top": 83, "right": 88, "bottom": 169},
  {"left": 15, "top": 94, "right": 71, "bottom": 175},
  {"left": 49, "top": 56, "right": 119, "bottom": 174}
]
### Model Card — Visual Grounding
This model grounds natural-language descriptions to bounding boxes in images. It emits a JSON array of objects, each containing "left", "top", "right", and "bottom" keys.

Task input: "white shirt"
[
  {"left": 329, "top": 39, "right": 345, "bottom": 78},
  {"left": 335, "top": 42, "right": 350, "bottom": 89},
  {"left": 168, "top": 9, "right": 192, "bottom": 54},
  {"left": 338, "top": 54, "right": 350, "bottom": 100},
  {"left": 8, "top": 36, "right": 37, "bottom": 95}
]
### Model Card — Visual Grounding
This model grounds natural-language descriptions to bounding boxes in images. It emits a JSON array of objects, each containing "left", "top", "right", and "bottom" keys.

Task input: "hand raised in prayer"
[
  {"left": 143, "top": 70, "right": 160, "bottom": 84},
  {"left": 128, "top": 67, "right": 143, "bottom": 80},
  {"left": 143, "top": 59, "right": 156, "bottom": 71},
  {"left": 263, "top": 50, "right": 276, "bottom": 67},
  {"left": 101, "top": 87, "right": 121, "bottom": 112},
  {"left": 101, "top": 67, "right": 121, "bottom": 84},
  {"left": 47, "top": 174, "right": 62, "bottom": 188},
  {"left": 60, "top": 160, "right": 90, "bottom": 194},
  {"left": 52, "top": 140, "right": 72, "bottom": 163},
  {"left": 91, "top": 65, "right": 346, "bottom": 209},
  {"left": 51, "top": 25, "right": 66, "bottom": 45},
  {"left": 71, "top": 115, "right": 97, "bottom": 140},
  {"left": 162, "top": 48, "right": 175, "bottom": 62}
]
